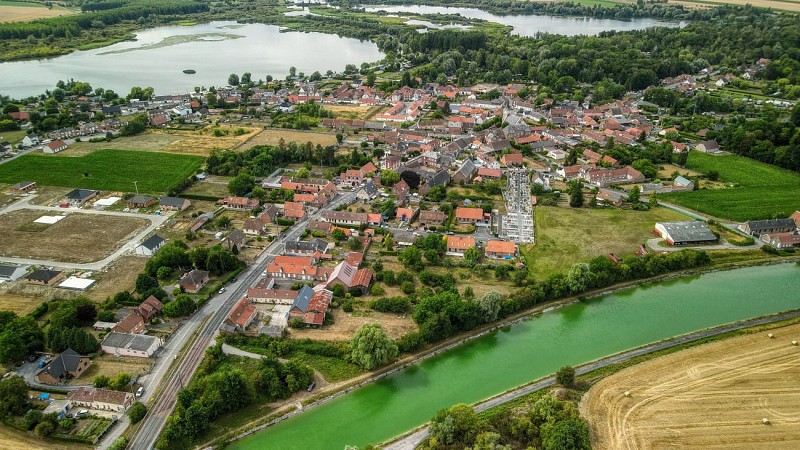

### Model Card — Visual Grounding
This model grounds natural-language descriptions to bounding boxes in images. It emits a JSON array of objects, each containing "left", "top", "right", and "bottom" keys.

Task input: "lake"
[
  {"left": 363, "top": 4, "right": 683, "bottom": 37},
  {"left": 0, "top": 21, "right": 384, "bottom": 99},
  {"left": 229, "top": 263, "right": 800, "bottom": 450}
]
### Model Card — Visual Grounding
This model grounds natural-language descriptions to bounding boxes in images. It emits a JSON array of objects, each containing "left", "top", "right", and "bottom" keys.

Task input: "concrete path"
[
  {"left": 220, "top": 343, "right": 268, "bottom": 360},
  {"left": 0, "top": 195, "right": 171, "bottom": 270},
  {"left": 383, "top": 309, "right": 800, "bottom": 450}
]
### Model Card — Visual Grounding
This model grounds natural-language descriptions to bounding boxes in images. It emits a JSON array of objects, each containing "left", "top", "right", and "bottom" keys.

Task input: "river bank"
[{"left": 209, "top": 257, "right": 799, "bottom": 448}]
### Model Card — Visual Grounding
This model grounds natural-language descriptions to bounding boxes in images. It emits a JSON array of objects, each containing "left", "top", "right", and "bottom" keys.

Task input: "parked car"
[
  {"left": 136, "top": 386, "right": 144, "bottom": 398},
  {"left": 219, "top": 288, "right": 225, "bottom": 294},
  {"left": 307, "top": 381, "right": 316, "bottom": 392},
  {"left": 75, "top": 410, "right": 89, "bottom": 418}
]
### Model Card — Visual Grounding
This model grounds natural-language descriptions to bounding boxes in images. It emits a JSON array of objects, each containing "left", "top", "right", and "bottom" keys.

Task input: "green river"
[{"left": 230, "top": 263, "right": 800, "bottom": 450}]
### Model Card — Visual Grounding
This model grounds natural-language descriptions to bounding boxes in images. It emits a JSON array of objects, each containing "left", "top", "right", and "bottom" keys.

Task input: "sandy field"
[
  {"left": 0, "top": 4, "right": 73, "bottom": 23},
  {"left": 0, "top": 209, "right": 147, "bottom": 263},
  {"left": 581, "top": 323, "right": 800, "bottom": 449}
]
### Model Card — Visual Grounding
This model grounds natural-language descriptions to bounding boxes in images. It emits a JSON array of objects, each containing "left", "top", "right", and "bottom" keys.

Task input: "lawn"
[
  {"left": 522, "top": 206, "right": 689, "bottom": 281},
  {"left": 660, "top": 152, "right": 800, "bottom": 221},
  {"left": 0, "top": 149, "right": 203, "bottom": 193}
]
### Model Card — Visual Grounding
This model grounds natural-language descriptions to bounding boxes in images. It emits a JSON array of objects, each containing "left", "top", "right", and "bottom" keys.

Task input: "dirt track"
[{"left": 581, "top": 323, "right": 800, "bottom": 449}]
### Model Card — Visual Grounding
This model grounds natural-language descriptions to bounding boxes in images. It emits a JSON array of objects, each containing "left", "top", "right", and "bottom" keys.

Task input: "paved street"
[
  {"left": 0, "top": 195, "right": 171, "bottom": 270},
  {"left": 120, "top": 190, "right": 355, "bottom": 450}
]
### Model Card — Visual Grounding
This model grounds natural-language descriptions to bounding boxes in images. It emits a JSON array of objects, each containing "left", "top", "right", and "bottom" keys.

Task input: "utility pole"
[{"left": 133, "top": 180, "right": 139, "bottom": 195}]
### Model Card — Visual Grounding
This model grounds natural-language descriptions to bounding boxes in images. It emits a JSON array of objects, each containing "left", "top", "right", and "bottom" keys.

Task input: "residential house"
[
  {"left": 112, "top": 312, "right": 146, "bottom": 334},
  {"left": 446, "top": 235, "right": 476, "bottom": 256},
  {"left": 220, "top": 230, "right": 245, "bottom": 252},
  {"left": 584, "top": 167, "right": 645, "bottom": 187},
  {"left": 266, "top": 256, "right": 330, "bottom": 282},
  {"left": 259, "top": 204, "right": 279, "bottom": 224},
  {"left": 243, "top": 218, "right": 266, "bottom": 236},
  {"left": 65, "top": 189, "right": 100, "bottom": 206},
  {"left": 325, "top": 261, "right": 373, "bottom": 294},
  {"left": 792, "top": 210, "right": 800, "bottom": 228},
  {"left": 477, "top": 168, "right": 502, "bottom": 180},
  {"left": 288, "top": 286, "right": 333, "bottom": 326},
  {"left": 283, "top": 202, "right": 306, "bottom": 220},
  {"left": 246, "top": 288, "right": 297, "bottom": 305},
  {"left": 25, "top": 269, "right": 64, "bottom": 285},
  {"left": 452, "top": 160, "right": 477, "bottom": 184},
  {"left": 485, "top": 240, "right": 516, "bottom": 259},
  {"left": 135, "top": 234, "right": 165, "bottom": 256},
  {"left": 320, "top": 210, "right": 368, "bottom": 226},
  {"left": 101, "top": 332, "right": 162, "bottom": 358},
  {"left": 220, "top": 298, "right": 258, "bottom": 335},
  {"left": 138, "top": 295, "right": 164, "bottom": 322},
  {"left": 418, "top": 210, "right": 447, "bottom": 228},
  {"left": 762, "top": 232, "right": 800, "bottom": 249},
  {"left": 501, "top": 152, "right": 524, "bottom": 167},
  {"left": 356, "top": 180, "right": 379, "bottom": 201},
  {"left": 455, "top": 207, "right": 487, "bottom": 225},
  {"left": 67, "top": 387, "right": 135, "bottom": 413},
  {"left": 35, "top": 349, "right": 92, "bottom": 385},
  {"left": 0, "top": 264, "right": 28, "bottom": 282},
  {"left": 739, "top": 218, "right": 797, "bottom": 236},
  {"left": 597, "top": 189, "right": 625, "bottom": 207},
  {"left": 673, "top": 175, "right": 694, "bottom": 191},
  {"left": 655, "top": 221, "right": 718, "bottom": 246},
  {"left": 695, "top": 140, "right": 721, "bottom": 154},
  {"left": 392, "top": 179, "right": 410, "bottom": 203},
  {"left": 179, "top": 270, "right": 210, "bottom": 293},
  {"left": 159, "top": 196, "right": 191, "bottom": 211},
  {"left": 127, "top": 195, "right": 155, "bottom": 208},
  {"left": 10, "top": 181, "right": 36, "bottom": 193},
  {"left": 396, "top": 207, "right": 418, "bottom": 223},
  {"left": 284, "top": 239, "right": 332, "bottom": 255},
  {"left": 43, "top": 140, "right": 67, "bottom": 154},
  {"left": 340, "top": 169, "right": 365, "bottom": 187},
  {"left": 418, "top": 170, "right": 450, "bottom": 196},
  {"left": 219, "top": 196, "right": 259, "bottom": 210}
]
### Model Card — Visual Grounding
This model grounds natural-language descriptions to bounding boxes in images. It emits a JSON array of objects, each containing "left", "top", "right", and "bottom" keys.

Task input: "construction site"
[{"left": 497, "top": 169, "right": 535, "bottom": 244}]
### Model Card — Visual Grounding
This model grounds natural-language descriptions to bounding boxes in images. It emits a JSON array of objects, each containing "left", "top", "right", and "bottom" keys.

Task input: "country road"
[
  {"left": 120, "top": 190, "right": 356, "bottom": 450},
  {"left": 383, "top": 309, "right": 800, "bottom": 450}
]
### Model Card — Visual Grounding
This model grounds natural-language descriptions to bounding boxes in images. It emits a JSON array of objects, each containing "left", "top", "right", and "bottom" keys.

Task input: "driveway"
[
  {"left": 0, "top": 194, "right": 171, "bottom": 270},
  {"left": 647, "top": 237, "right": 761, "bottom": 252}
]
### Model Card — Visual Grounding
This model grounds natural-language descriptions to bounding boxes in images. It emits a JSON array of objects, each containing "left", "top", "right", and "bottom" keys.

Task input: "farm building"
[
  {"left": 655, "top": 221, "right": 718, "bottom": 246},
  {"left": 138, "top": 295, "right": 164, "bottom": 321},
  {"left": 739, "top": 218, "right": 797, "bottom": 236},
  {"left": 220, "top": 298, "right": 258, "bottom": 335},
  {"left": 135, "top": 234, "right": 165, "bottom": 256},
  {"left": 762, "top": 232, "right": 800, "bottom": 249},
  {"left": 35, "top": 349, "right": 92, "bottom": 386},
  {"left": 43, "top": 140, "right": 67, "bottom": 154},
  {"left": 288, "top": 286, "right": 333, "bottom": 326},
  {"left": 0, "top": 264, "right": 28, "bottom": 281},
  {"left": 101, "top": 332, "right": 162, "bottom": 358},
  {"left": 112, "top": 312, "right": 145, "bottom": 334},
  {"left": 67, "top": 387, "right": 134, "bottom": 413}
]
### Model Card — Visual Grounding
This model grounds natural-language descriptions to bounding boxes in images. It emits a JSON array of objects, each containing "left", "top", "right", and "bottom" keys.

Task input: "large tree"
[{"left": 349, "top": 323, "right": 398, "bottom": 370}]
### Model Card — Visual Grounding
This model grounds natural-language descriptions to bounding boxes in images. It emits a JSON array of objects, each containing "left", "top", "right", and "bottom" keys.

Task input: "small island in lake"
[{"left": 183, "top": 69, "right": 196, "bottom": 74}]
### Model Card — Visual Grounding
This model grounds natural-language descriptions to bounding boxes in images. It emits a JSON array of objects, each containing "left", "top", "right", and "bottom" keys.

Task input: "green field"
[
  {"left": 660, "top": 152, "right": 800, "bottom": 221},
  {"left": 522, "top": 206, "right": 689, "bottom": 280},
  {"left": 0, "top": 149, "right": 203, "bottom": 194}
]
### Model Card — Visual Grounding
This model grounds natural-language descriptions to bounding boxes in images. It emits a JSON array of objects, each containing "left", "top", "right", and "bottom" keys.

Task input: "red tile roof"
[
  {"left": 227, "top": 298, "right": 257, "bottom": 328},
  {"left": 447, "top": 235, "right": 476, "bottom": 250},
  {"left": 486, "top": 240, "right": 516, "bottom": 254},
  {"left": 455, "top": 207, "right": 484, "bottom": 221}
]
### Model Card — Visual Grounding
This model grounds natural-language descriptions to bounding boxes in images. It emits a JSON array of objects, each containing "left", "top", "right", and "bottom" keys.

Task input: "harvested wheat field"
[
  {"left": 581, "top": 323, "right": 800, "bottom": 450},
  {"left": 0, "top": 4, "right": 73, "bottom": 23},
  {"left": 0, "top": 209, "right": 147, "bottom": 263},
  {"left": 0, "top": 424, "right": 88, "bottom": 450},
  {"left": 670, "top": 0, "right": 800, "bottom": 12}
]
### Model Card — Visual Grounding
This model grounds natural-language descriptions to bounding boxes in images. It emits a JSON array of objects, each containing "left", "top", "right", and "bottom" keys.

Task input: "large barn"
[{"left": 655, "top": 221, "right": 718, "bottom": 246}]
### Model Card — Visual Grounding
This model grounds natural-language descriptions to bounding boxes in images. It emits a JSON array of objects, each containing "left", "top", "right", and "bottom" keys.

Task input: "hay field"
[
  {"left": 240, "top": 128, "right": 338, "bottom": 149},
  {"left": 0, "top": 293, "right": 44, "bottom": 315},
  {"left": 0, "top": 424, "right": 88, "bottom": 450},
  {"left": 581, "top": 323, "right": 800, "bottom": 449},
  {"left": 669, "top": 0, "right": 800, "bottom": 12},
  {"left": 0, "top": 2, "right": 73, "bottom": 23},
  {"left": 0, "top": 209, "right": 147, "bottom": 263}
]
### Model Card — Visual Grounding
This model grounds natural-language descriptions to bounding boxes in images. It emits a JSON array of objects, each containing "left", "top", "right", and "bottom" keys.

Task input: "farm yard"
[
  {"left": 581, "top": 322, "right": 800, "bottom": 449},
  {"left": 660, "top": 152, "right": 800, "bottom": 221},
  {"left": 0, "top": 209, "right": 147, "bottom": 263},
  {"left": 522, "top": 206, "right": 689, "bottom": 280},
  {"left": 239, "top": 128, "right": 338, "bottom": 150},
  {"left": 0, "top": 1, "right": 74, "bottom": 23},
  {"left": 0, "top": 149, "right": 203, "bottom": 193}
]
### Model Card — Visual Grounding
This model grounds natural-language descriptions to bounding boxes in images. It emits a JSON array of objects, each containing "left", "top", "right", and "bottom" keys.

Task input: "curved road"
[
  {"left": 383, "top": 309, "right": 800, "bottom": 450},
  {"left": 122, "top": 191, "right": 355, "bottom": 450}
]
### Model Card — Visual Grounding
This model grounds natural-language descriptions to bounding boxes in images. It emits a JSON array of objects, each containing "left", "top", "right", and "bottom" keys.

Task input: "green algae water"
[{"left": 229, "top": 264, "right": 800, "bottom": 450}]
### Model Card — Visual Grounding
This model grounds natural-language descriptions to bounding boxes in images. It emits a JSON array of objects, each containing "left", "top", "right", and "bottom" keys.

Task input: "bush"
[
  {"left": 369, "top": 284, "right": 385, "bottom": 296},
  {"left": 342, "top": 300, "right": 354, "bottom": 313},
  {"left": 556, "top": 365, "right": 576, "bottom": 387},
  {"left": 371, "top": 296, "right": 410, "bottom": 313},
  {"left": 397, "top": 331, "right": 425, "bottom": 353},
  {"left": 34, "top": 420, "right": 55, "bottom": 437},
  {"left": 290, "top": 318, "right": 305, "bottom": 328},
  {"left": 109, "top": 437, "right": 128, "bottom": 450},
  {"left": 400, "top": 281, "right": 415, "bottom": 294},
  {"left": 128, "top": 401, "right": 147, "bottom": 424}
]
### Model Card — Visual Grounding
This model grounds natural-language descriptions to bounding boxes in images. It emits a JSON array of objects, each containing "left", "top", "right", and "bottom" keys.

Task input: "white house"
[
  {"left": 101, "top": 332, "right": 162, "bottom": 358},
  {"left": 135, "top": 234, "right": 165, "bottom": 256},
  {"left": 0, "top": 264, "right": 29, "bottom": 281},
  {"left": 43, "top": 140, "right": 67, "bottom": 154},
  {"left": 21, "top": 135, "right": 39, "bottom": 148}
]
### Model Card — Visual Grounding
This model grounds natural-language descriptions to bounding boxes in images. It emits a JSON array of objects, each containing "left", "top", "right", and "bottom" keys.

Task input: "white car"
[
  {"left": 136, "top": 386, "right": 144, "bottom": 398},
  {"left": 219, "top": 288, "right": 226, "bottom": 294}
]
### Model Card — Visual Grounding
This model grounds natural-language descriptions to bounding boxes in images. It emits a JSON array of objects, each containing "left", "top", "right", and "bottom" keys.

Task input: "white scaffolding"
[{"left": 500, "top": 169, "right": 535, "bottom": 244}]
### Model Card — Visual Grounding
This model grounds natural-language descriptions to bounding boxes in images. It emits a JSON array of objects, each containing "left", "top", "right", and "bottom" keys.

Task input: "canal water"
[{"left": 230, "top": 263, "right": 800, "bottom": 450}]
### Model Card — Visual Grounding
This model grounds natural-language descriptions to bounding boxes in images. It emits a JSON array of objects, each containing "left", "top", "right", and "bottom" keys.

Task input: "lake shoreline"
[{"left": 210, "top": 256, "right": 799, "bottom": 448}]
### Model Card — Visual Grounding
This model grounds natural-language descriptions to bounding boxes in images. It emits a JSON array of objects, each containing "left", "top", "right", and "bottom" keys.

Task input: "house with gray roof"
[
  {"left": 65, "top": 189, "right": 100, "bottom": 206},
  {"left": 655, "top": 221, "right": 718, "bottom": 246},
  {"left": 739, "top": 218, "right": 797, "bottom": 236},
  {"left": 101, "top": 332, "right": 163, "bottom": 358},
  {"left": 452, "top": 159, "right": 477, "bottom": 184},
  {"left": 135, "top": 234, "right": 165, "bottom": 256},
  {"left": 35, "top": 348, "right": 92, "bottom": 385},
  {"left": 159, "top": 196, "right": 191, "bottom": 211},
  {"left": 356, "top": 180, "right": 379, "bottom": 201},
  {"left": 284, "top": 238, "right": 332, "bottom": 255},
  {"left": 0, "top": 264, "right": 28, "bottom": 281}
]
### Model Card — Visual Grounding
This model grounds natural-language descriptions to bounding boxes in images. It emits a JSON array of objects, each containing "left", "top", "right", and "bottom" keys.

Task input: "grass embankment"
[
  {"left": 0, "top": 149, "right": 202, "bottom": 193},
  {"left": 661, "top": 152, "right": 800, "bottom": 221},
  {"left": 522, "top": 206, "right": 689, "bottom": 281}
]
